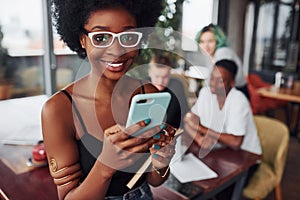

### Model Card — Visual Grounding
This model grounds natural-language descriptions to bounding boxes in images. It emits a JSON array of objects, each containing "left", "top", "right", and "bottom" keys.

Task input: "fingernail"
[
  {"left": 144, "top": 118, "right": 151, "bottom": 125},
  {"left": 160, "top": 129, "right": 167, "bottom": 135},
  {"left": 153, "top": 154, "right": 158, "bottom": 159},
  {"left": 154, "top": 144, "right": 160, "bottom": 150},
  {"left": 160, "top": 124, "right": 166, "bottom": 129},
  {"left": 153, "top": 133, "right": 160, "bottom": 139}
]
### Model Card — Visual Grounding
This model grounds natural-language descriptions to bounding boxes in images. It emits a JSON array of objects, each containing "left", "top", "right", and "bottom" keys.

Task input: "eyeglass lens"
[{"left": 91, "top": 32, "right": 141, "bottom": 47}]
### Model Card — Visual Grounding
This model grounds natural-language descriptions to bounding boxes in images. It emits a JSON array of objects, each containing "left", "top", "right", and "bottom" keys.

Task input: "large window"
[
  {"left": 0, "top": 0, "right": 44, "bottom": 99},
  {"left": 248, "top": 0, "right": 299, "bottom": 73},
  {"left": 181, "top": 0, "right": 217, "bottom": 51},
  {"left": 0, "top": 0, "right": 80, "bottom": 100}
]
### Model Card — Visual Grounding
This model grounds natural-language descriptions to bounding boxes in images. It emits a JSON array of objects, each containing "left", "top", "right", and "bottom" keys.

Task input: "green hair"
[{"left": 195, "top": 23, "right": 229, "bottom": 49}]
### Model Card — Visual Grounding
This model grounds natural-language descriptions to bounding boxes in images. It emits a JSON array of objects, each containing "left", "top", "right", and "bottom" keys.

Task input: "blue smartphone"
[{"left": 126, "top": 92, "right": 171, "bottom": 137}]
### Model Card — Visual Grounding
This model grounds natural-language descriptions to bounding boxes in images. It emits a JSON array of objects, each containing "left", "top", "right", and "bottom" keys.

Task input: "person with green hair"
[{"left": 195, "top": 24, "right": 249, "bottom": 99}]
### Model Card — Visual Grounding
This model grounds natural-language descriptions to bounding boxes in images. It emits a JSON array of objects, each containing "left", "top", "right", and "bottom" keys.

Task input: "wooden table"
[
  {"left": 0, "top": 144, "right": 57, "bottom": 200},
  {"left": 0, "top": 143, "right": 260, "bottom": 200},
  {"left": 151, "top": 144, "right": 261, "bottom": 200},
  {"left": 0, "top": 160, "right": 57, "bottom": 200},
  {"left": 257, "top": 83, "right": 300, "bottom": 103},
  {"left": 258, "top": 82, "right": 300, "bottom": 136}
]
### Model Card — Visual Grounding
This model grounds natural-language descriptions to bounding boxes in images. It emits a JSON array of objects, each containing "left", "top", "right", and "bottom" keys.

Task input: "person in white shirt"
[{"left": 184, "top": 59, "right": 261, "bottom": 155}]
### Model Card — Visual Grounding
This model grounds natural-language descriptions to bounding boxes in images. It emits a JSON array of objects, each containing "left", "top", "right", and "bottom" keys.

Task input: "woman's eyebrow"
[
  {"left": 90, "top": 26, "right": 109, "bottom": 31},
  {"left": 90, "top": 25, "right": 136, "bottom": 31}
]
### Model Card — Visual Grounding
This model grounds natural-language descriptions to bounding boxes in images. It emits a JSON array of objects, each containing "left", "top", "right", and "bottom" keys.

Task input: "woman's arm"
[{"left": 42, "top": 92, "right": 114, "bottom": 200}]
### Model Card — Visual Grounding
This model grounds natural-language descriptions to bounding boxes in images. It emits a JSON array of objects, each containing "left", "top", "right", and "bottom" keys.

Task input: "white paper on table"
[{"left": 170, "top": 153, "right": 218, "bottom": 183}]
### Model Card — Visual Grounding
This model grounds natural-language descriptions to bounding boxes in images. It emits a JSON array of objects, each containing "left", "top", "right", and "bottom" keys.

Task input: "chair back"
[
  {"left": 247, "top": 74, "right": 287, "bottom": 114},
  {"left": 247, "top": 73, "right": 271, "bottom": 89},
  {"left": 170, "top": 73, "right": 190, "bottom": 98},
  {"left": 254, "top": 115, "right": 289, "bottom": 183}
]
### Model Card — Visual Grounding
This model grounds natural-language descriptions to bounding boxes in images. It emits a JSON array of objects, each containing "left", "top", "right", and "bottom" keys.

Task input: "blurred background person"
[
  {"left": 184, "top": 59, "right": 261, "bottom": 155},
  {"left": 195, "top": 23, "right": 249, "bottom": 99},
  {"left": 148, "top": 53, "right": 189, "bottom": 128}
]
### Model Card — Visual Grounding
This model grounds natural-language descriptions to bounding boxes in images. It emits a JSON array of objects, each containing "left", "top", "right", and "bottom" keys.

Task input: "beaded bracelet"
[{"left": 152, "top": 165, "right": 170, "bottom": 178}]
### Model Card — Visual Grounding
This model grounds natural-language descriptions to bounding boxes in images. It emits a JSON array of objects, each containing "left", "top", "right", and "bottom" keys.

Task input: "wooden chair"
[{"left": 243, "top": 115, "right": 289, "bottom": 200}]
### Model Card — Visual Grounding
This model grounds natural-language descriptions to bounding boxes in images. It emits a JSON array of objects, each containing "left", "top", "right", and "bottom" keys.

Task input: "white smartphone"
[{"left": 126, "top": 92, "right": 171, "bottom": 137}]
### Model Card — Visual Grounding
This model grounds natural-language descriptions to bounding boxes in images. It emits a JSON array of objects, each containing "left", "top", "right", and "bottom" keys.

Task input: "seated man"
[
  {"left": 148, "top": 54, "right": 189, "bottom": 128},
  {"left": 184, "top": 59, "right": 261, "bottom": 156}
]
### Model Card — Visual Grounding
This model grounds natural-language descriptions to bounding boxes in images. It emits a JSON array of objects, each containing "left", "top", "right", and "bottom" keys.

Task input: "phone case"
[{"left": 126, "top": 92, "right": 171, "bottom": 137}]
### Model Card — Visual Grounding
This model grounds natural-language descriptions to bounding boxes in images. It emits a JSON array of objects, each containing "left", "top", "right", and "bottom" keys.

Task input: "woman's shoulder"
[
  {"left": 214, "top": 47, "right": 241, "bottom": 65},
  {"left": 42, "top": 87, "right": 73, "bottom": 117},
  {"left": 215, "top": 47, "right": 235, "bottom": 56}
]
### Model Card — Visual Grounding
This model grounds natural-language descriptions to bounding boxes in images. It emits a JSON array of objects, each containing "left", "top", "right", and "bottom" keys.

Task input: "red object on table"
[{"left": 32, "top": 141, "right": 47, "bottom": 165}]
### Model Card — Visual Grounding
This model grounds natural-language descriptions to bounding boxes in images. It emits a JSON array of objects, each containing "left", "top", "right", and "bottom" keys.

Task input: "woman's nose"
[{"left": 106, "top": 38, "right": 126, "bottom": 56}]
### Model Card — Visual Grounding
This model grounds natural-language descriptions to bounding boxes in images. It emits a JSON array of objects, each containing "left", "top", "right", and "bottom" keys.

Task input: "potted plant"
[{"left": 0, "top": 25, "right": 14, "bottom": 100}]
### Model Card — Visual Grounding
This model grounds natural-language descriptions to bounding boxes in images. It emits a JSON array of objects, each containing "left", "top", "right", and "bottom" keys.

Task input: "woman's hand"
[
  {"left": 149, "top": 123, "right": 177, "bottom": 171},
  {"left": 98, "top": 119, "right": 158, "bottom": 174}
]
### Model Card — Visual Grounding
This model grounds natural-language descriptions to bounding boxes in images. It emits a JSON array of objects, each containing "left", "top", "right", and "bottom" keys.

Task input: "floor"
[{"left": 264, "top": 136, "right": 300, "bottom": 200}]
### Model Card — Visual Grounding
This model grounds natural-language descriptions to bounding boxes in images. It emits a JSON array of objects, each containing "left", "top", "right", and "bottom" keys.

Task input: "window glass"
[
  {"left": 273, "top": 4, "right": 293, "bottom": 67},
  {"left": 55, "top": 55, "right": 83, "bottom": 90},
  {"left": 0, "top": 0, "right": 81, "bottom": 100},
  {"left": 254, "top": 2, "right": 275, "bottom": 69},
  {"left": 0, "top": 0, "right": 43, "bottom": 56},
  {"left": 53, "top": 27, "right": 83, "bottom": 91},
  {"left": 181, "top": 0, "right": 214, "bottom": 51},
  {"left": 50, "top": 12, "right": 85, "bottom": 90},
  {"left": 280, "top": 0, "right": 294, "bottom": 3},
  {"left": 0, "top": 0, "right": 44, "bottom": 99}
]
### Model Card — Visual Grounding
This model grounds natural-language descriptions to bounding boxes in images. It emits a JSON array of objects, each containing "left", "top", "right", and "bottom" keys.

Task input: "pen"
[
  {"left": 1, "top": 140, "right": 38, "bottom": 146},
  {"left": 127, "top": 128, "right": 185, "bottom": 188},
  {"left": 0, "top": 189, "right": 9, "bottom": 200},
  {"left": 172, "top": 129, "right": 187, "bottom": 162}
]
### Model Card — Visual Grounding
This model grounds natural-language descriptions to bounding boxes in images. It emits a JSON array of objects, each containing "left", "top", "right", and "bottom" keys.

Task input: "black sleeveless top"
[{"left": 61, "top": 90, "right": 147, "bottom": 196}]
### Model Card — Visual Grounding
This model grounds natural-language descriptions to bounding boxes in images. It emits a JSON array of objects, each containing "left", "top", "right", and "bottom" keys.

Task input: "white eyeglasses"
[{"left": 83, "top": 30, "right": 143, "bottom": 48}]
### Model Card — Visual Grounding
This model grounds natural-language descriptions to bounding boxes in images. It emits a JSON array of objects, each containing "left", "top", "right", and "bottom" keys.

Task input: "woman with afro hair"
[{"left": 42, "top": 0, "right": 179, "bottom": 199}]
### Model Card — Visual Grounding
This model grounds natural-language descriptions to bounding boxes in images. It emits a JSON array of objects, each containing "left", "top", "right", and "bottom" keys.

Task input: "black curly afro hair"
[{"left": 51, "top": 0, "right": 164, "bottom": 59}]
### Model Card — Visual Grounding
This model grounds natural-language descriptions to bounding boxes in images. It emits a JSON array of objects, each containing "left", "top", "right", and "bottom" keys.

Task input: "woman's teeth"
[{"left": 106, "top": 62, "right": 123, "bottom": 68}]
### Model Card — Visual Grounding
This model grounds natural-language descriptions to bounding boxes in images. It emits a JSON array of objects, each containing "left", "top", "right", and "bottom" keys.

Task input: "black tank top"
[{"left": 61, "top": 89, "right": 147, "bottom": 196}]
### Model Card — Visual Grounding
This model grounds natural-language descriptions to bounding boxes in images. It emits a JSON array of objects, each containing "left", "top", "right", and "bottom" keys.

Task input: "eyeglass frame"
[{"left": 81, "top": 29, "right": 143, "bottom": 48}]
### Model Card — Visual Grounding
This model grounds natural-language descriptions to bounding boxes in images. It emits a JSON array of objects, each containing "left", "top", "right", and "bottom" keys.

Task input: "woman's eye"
[
  {"left": 121, "top": 35, "right": 132, "bottom": 42},
  {"left": 94, "top": 34, "right": 110, "bottom": 43}
]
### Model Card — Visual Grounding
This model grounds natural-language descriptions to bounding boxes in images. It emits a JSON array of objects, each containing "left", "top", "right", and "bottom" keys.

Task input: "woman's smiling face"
[
  {"left": 199, "top": 31, "right": 217, "bottom": 57},
  {"left": 80, "top": 7, "right": 140, "bottom": 80}
]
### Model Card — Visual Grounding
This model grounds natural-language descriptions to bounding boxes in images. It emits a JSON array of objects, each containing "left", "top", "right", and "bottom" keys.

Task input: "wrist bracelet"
[{"left": 152, "top": 165, "right": 170, "bottom": 178}]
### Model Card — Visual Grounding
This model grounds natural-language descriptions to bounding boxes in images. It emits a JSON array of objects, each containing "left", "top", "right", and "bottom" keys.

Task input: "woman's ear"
[{"left": 80, "top": 35, "right": 85, "bottom": 48}]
